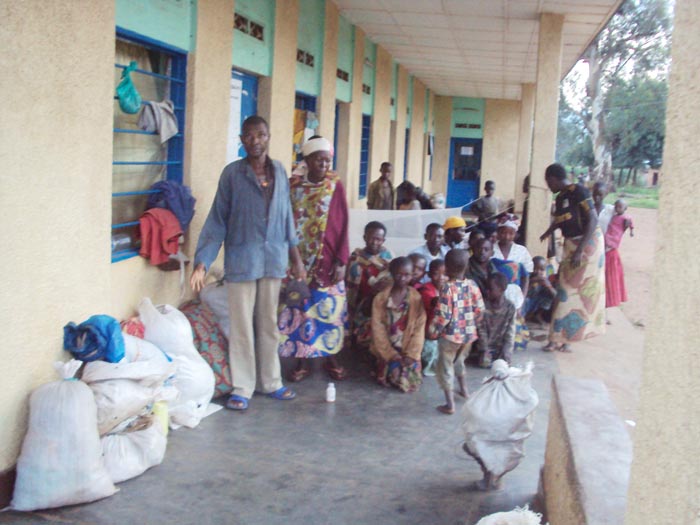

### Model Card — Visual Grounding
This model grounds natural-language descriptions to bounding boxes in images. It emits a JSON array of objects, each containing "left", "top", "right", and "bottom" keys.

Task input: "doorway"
[
  {"left": 227, "top": 69, "right": 258, "bottom": 163},
  {"left": 446, "top": 137, "right": 482, "bottom": 208}
]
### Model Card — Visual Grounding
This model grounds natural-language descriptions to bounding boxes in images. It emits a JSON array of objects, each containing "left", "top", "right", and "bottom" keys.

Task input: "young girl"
[
  {"left": 605, "top": 199, "right": 634, "bottom": 308},
  {"left": 370, "top": 257, "right": 426, "bottom": 393},
  {"left": 419, "top": 259, "right": 448, "bottom": 376},
  {"left": 346, "top": 221, "right": 393, "bottom": 351},
  {"left": 523, "top": 255, "right": 557, "bottom": 325},
  {"left": 408, "top": 253, "right": 428, "bottom": 287}
]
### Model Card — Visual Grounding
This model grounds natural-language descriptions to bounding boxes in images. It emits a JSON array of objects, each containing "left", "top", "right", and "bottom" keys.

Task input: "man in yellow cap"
[{"left": 443, "top": 216, "right": 469, "bottom": 250}]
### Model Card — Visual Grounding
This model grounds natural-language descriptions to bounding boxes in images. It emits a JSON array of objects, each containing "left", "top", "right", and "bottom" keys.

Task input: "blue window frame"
[
  {"left": 112, "top": 27, "right": 187, "bottom": 263},
  {"left": 359, "top": 114, "right": 371, "bottom": 198},
  {"left": 295, "top": 92, "right": 317, "bottom": 112}
]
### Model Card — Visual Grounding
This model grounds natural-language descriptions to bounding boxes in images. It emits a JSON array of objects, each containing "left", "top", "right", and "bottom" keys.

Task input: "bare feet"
[
  {"left": 454, "top": 388, "right": 469, "bottom": 399},
  {"left": 436, "top": 404, "right": 455, "bottom": 415}
]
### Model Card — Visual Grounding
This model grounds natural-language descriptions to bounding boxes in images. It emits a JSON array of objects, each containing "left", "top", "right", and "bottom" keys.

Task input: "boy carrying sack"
[{"left": 461, "top": 360, "right": 539, "bottom": 491}]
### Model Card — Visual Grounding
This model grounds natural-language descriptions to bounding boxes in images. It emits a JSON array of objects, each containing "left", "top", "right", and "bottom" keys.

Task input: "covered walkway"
[{"left": 2, "top": 348, "right": 557, "bottom": 525}]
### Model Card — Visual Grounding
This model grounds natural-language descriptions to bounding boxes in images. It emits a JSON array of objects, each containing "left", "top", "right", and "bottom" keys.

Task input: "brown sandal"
[
  {"left": 288, "top": 367, "right": 311, "bottom": 382},
  {"left": 323, "top": 362, "right": 347, "bottom": 381}
]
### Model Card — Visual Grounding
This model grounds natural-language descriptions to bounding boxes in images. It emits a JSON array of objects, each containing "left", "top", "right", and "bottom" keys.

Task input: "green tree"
[
  {"left": 605, "top": 76, "right": 667, "bottom": 170},
  {"left": 579, "top": 0, "right": 671, "bottom": 183}
]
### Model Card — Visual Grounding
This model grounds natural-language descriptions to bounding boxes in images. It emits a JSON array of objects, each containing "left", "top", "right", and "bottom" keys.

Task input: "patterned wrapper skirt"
[
  {"left": 377, "top": 358, "right": 422, "bottom": 393},
  {"left": 605, "top": 248, "right": 627, "bottom": 308},
  {"left": 278, "top": 281, "right": 347, "bottom": 358},
  {"left": 549, "top": 228, "right": 606, "bottom": 343}
]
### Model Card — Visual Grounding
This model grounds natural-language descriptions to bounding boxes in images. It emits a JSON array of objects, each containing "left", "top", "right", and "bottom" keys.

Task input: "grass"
[{"left": 604, "top": 184, "right": 659, "bottom": 209}]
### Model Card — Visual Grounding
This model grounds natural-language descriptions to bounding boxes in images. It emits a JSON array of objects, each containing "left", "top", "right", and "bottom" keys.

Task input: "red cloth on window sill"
[{"left": 139, "top": 208, "right": 182, "bottom": 265}]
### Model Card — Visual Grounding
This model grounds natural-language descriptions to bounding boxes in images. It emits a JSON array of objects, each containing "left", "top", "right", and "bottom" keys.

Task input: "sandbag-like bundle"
[
  {"left": 11, "top": 360, "right": 116, "bottom": 511},
  {"left": 138, "top": 298, "right": 215, "bottom": 428},
  {"left": 101, "top": 415, "right": 167, "bottom": 484},
  {"left": 82, "top": 334, "right": 175, "bottom": 388},
  {"left": 461, "top": 360, "right": 539, "bottom": 478},
  {"left": 90, "top": 379, "right": 160, "bottom": 436}
]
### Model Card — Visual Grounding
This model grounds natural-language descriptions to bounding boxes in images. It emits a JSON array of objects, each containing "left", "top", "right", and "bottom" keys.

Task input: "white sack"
[
  {"left": 11, "top": 360, "right": 116, "bottom": 511},
  {"left": 138, "top": 298, "right": 215, "bottom": 428},
  {"left": 474, "top": 505, "right": 543, "bottom": 525},
  {"left": 167, "top": 354, "right": 216, "bottom": 428},
  {"left": 101, "top": 417, "right": 167, "bottom": 484},
  {"left": 461, "top": 360, "right": 539, "bottom": 477},
  {"left": 90, "top": 379, "right": 159, "bottom": 435},
  {"left": 82, "top": 335, "right": 176, "bottom": 387},
  {"left": 199, "top": 281, "right": 230, "bottom": 339}
]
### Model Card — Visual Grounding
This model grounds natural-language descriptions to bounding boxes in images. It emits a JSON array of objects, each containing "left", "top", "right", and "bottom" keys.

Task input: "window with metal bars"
[
  {"left": 359, "top": 114, "right": 371, "bottom": 198},
  {"left": 111, "top": 27, "right": 187, "bottom": 263}
]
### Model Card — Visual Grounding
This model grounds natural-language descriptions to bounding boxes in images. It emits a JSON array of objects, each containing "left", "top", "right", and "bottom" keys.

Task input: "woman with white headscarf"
[{"left": 278, "top": 137, "right": 350, "bottom": 382}]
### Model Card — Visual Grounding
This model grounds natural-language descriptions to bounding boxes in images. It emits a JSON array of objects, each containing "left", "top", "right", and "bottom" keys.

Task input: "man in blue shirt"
[{"left": 191, "top": 115, "right": 306, "bottom": 411}]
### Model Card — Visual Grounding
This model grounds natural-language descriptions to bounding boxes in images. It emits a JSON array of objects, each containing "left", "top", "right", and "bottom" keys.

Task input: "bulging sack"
[
  {"left": 11, "top": 360, "right": 116, "bottom": 511},
  {"left": 461, "top": 360, "right": 539, "bottom": 477},
  {"left": 90, "top": 379, "right": 160, "bottom": 436},
  {"left": 139, "top": 298, "right": 215, "bottom": 428},
  {"left": 101, "top": 416, "right": 167, "bottom": 484},
  {"left": 82, "top": 334, "right": 175, "bottom": 388}
]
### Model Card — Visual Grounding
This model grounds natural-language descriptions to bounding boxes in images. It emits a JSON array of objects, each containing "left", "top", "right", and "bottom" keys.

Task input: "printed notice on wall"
[
  {"left": 226, "top": 77, "right": 243, "bottom": 164},
  {"left": 460, "top": 146, "right": 474, "bottom": 156}
]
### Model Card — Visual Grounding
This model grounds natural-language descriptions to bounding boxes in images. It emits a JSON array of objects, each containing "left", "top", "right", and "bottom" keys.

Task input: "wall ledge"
[{"left": 542, "top": 375, "right": 633, "bottom": 524}]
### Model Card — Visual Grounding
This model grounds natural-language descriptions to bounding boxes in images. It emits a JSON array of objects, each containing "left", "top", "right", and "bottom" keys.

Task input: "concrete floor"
[{"left": 2, "top": 348, "right": 557, "bottom": 525}]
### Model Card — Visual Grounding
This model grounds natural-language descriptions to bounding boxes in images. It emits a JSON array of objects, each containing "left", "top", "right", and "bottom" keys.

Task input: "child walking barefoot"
[
  {"left": 429, "top": 249, "right": 484, "bottom": 414},
  {"left": 370, "top": 257, "right": 426, "bottom": 392},
  {"left": 605, "top": 199, "right": 634, "bottom": 308}
]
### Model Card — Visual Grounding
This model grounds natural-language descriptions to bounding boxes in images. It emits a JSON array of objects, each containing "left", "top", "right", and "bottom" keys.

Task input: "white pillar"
[
  {"left": 515, "top": 83, "right": 535, "bottom": 213},
  {"left": 526, "top": 14, "right": 563, "bottom": 256},
  {"left": 625, "top": 2, "right": 700, "bottom": 522}
]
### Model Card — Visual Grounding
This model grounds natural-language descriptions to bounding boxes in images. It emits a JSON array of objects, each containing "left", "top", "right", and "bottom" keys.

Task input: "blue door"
[
  {"left": 227, "top": 69, "right": 258, "bottom": 162},
  {"left": 446, "top": 137, "right": 482, "bottom": 208}
]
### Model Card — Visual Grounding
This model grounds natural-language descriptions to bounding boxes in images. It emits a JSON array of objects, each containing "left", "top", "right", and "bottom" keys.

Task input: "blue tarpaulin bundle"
[{"left": 63, "top": 315, "right": 125, "bottom": 363}]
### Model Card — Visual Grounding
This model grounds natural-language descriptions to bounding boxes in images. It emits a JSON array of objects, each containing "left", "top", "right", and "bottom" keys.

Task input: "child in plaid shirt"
[{"left": 428, "top": 249, "right": 484, "bottom": 415}]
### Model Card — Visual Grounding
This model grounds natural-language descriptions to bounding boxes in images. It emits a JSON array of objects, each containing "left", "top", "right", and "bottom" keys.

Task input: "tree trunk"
[
  {"left": 584, "top": 45, "right": 611, "bottom": 185},
  {"left": 632, "top": 167, "right": 638, "bottom": 185}
]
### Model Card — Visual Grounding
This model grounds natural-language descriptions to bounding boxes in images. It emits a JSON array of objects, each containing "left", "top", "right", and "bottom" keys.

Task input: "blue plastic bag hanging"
[{"left": 116, "top": 61, "right": 142, "bottom": 114}]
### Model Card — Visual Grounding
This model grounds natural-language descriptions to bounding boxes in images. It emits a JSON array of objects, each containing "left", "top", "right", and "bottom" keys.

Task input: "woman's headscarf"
[{"left": 302, "top": 137, "right": 333, "bottom": 158}]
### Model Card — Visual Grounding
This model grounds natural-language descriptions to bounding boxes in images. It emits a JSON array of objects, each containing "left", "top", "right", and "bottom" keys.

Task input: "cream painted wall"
[
  {"left": 113, "top": 0, "right": 235, "bottom": 318},
  {"left": 317, "top": 0, "right": 338, "bottom": 140},
  {"left": 625, "top": 1, "right": 700, "bottom": 521},
  {"left": 407, "top": 78, "right": 426, "bottom": 185},
  {"left": 258, "top": 0, "right": 299, "bottom": 175},
  {"left": 389, "top": 65, "right": 409, "bottom": 188},
  {"left": 481, "top": 98, "right": 521, "bottom": 203},
  {"left": 367, "top": 45, "right": 392, "bottom": 190},
  {"left": 0, "top": 0, "right": 115, "bottom": 470},
  {"left": 431, "top": 95, "right": 452, "bottom": 198}
]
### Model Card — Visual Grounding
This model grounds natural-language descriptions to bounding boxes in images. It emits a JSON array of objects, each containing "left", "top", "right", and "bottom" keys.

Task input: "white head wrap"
[
  {"left": 498, "top": 220, "right": 519, "bottom": 232},
  {"left": 302, "top": 137, "right": 333, "bottom": 158}
]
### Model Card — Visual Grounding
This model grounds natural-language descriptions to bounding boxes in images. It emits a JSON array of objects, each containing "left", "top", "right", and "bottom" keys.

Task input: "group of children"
[{"left": 346, "top": 219, "right": 522, "bottom": 415}]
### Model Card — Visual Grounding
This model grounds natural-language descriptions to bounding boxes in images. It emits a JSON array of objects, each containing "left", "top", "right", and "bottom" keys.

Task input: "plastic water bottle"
[{"left": 326, "top": 382, "right": 336, "bottom": 403}]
